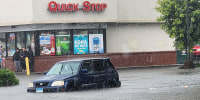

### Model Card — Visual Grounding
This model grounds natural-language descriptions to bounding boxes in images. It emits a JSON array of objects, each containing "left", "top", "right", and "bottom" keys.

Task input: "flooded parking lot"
[{"left": 1, "top": 66, "right": 200, "bottom": 100}]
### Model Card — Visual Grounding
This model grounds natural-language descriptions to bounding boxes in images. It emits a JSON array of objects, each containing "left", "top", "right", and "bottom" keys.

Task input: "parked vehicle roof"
[{"left": 58, "top": 57, "right": 110, "bottom": 63}]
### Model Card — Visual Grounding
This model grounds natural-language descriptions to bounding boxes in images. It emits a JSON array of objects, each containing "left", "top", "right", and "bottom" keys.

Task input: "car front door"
[{"left": 79, "top": 60, "right": 95, "bottom": 88}]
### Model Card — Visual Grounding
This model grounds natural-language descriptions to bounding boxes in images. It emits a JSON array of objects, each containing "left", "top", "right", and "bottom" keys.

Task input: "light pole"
[{"left": 186, "top": 0, "right": 190, "bottom": 60}]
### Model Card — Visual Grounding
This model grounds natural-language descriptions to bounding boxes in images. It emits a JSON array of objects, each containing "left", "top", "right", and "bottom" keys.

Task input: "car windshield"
[
  {"left": 195, "top": 44, "right": 200, "bottom": 46},
  {"left": 46, "top": 61, "right": 80, "bottom": 75}
]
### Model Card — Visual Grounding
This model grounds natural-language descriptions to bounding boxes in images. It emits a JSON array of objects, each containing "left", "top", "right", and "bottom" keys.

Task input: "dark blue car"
[{"left": 27, "top": 58, "right": 121, "bottom": 92}]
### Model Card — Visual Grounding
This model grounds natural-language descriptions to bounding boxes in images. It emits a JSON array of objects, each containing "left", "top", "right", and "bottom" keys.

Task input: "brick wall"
[{"left": 5, "top": 51, "right": 177, "bottom": 72}]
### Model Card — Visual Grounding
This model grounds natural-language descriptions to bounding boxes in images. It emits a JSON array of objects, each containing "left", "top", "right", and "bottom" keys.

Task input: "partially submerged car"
[
  {"left": 193, "top": 44, "right": 200, "bottom": 57},
  {"left": 27, "top": 58, "right": 121, "bottom": 92}
]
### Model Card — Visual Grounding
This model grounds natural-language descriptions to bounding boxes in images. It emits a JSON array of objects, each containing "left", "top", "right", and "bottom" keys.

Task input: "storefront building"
[{"left": 0, "top": 0, "right": 176, "bottom": 72}]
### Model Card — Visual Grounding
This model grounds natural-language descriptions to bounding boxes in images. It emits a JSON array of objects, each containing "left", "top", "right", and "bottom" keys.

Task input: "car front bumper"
[
  {"left": 193, "top": 52, "right": 200, "bottom": 56},
  {"left": 27, "top": 86, "right": 65, "bottom": 92}
]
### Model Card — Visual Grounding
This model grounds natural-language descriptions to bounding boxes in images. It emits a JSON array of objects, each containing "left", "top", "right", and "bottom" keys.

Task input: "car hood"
[
  {"left": 193, "top": 46, "right": 200, "bottom": 49},
  {"left": 33, "top": 74, "right": 75, "bottom": 82}
]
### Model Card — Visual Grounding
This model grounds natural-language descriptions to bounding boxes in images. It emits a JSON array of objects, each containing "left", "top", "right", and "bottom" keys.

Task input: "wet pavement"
[{"left": 1, "top": 66, "right": 200, "bottom": 100}]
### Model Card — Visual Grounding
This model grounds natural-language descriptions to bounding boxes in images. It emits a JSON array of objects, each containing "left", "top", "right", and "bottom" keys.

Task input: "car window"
[
  {"left": 47, "top": 61, "right": 80, "bottom": 75},
  {"left": 105, "top": 60, "right": 115, "bottom": 72},
  {"left": 93, "top": 60, "right": 105, "bottom": 73},
  {"left": 60, "top": 64, "right": 72, "bottom": 74},
  {"left": 82, "top": 60, "right": 93, "bottom": 74},
  {"left": 60, "top": 62, "right": 80, "bottom": 74},
  {"left": 46, "top": 63, "right": 63, "bottom": 75}
]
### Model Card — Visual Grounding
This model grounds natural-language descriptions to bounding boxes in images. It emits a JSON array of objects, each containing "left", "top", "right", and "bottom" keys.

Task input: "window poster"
[
  {"left": 89, "top": 34, "right": 104, "bottom": 53},
  {"left": 73, "top": 34, "right": 88, "bottom": 54},
  {"left": 39, "top": 32, "right": 55, "bottom": 55},
  {"left": 56, "top": 35, "right": 70, "bottom": 55},
  {"left": 27, "top": 33, "right": 35, "bottom": 56},
  {"left": 27, "top": 34, "right": 31, "bottom": 47},
  {"left": 8, "top": 33, "right": 15, "bottom": 56}
]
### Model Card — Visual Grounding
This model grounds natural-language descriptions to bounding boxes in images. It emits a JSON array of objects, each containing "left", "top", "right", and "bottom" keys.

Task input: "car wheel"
[
  {"left": 115, "top": 81, "right": 121, "bottom": 87},
  {"left": 109, "top": 78, "right": 121, "bottom": 87},
  {"left": 101, "top": 83, "right": 106, "bottom": 88}
]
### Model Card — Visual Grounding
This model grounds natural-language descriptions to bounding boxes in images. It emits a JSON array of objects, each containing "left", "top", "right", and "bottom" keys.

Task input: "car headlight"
[
  {"left": 28, "top": 82, "right": 33, "bottom": 87},
  {"left": 51, "top": 81, "right": 64, "bottom": 86}
]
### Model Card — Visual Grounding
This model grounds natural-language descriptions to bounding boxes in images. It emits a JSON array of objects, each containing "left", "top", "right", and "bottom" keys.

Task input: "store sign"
[{"left": 48, "top": 1, "right": 107, "bottom": 12}]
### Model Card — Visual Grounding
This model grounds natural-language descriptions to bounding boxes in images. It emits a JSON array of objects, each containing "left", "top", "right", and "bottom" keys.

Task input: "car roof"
[{"left": 58, "top": 57, "right": 110, "bottom": 63}]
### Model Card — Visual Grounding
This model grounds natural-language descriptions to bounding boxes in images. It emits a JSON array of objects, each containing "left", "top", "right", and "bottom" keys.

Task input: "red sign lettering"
[
  {"left": 83, "top": 1, "right": 107, "bottom": 11},
  {"left": 83, "top": 1, "right": 90, "bottom": 11},
  {"left": 67, "top": 4, "right": 73, "bottom": 11},
  {"left": 48, "top": 1, "right": 57, "bottom": 12},
  {"left": 48, "top": 1, "right": 107, "bottom": 12}
]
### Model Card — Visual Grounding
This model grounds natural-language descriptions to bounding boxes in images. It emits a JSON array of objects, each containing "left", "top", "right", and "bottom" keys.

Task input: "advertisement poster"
[
  {"left": 27, "top": 33, "right": 35, "bottom": 56},
  {"left": 40, "top": 34, "right": 55, "bottom": 55},
  {"left": 56, "top": 35, "right": 70, "bottom": 55},
  {"left": 73, "top": 34, "right": 88, "bottom": 54},
  {"left": 89, "top": 34, "right": 104, "bottom": 53},
  {"left": 8, "top": 33, "right": 15, "bottom": 56},
  {"left": 9, "top": 33, "right": 15, "bottom": 40}
]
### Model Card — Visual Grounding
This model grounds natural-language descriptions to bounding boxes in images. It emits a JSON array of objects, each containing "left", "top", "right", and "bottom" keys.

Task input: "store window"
[
  {"left": 89, "top": 29, "right": 104, "bottom": 53},
  {"left": 73, "top": 30, "right": 89, "bottom": 54},
  {"left": 4, "top": 29, "right": 105, "bottom": 57},
  {"left": 16, "top": 32, "right": 35, "bottom": 56},
  {"left": 55, "top": 30, "right": 71, "bottom": 55},
  {"left": 0, "top": 33, "right": 6, "bottom": 65},
  {"left": 7, "top": 33, "right": 16, "bottom": 56},
  {"left": 39, "top": 31, "right": 55, "bottom": 56},
  {"left": 16, "top": 32, "right": 26, "bottom": 49},
  {"left": 26, "top": 32, "right": 35, "bottom": 56}
]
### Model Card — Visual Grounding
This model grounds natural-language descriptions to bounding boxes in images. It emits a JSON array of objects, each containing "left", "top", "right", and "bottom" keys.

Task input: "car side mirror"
[
  {"left": 44, "top": 71, "right": 48, "bottom": 75},
  {"left": 81, "top": 69, "right": 88, "bottom": 73}
]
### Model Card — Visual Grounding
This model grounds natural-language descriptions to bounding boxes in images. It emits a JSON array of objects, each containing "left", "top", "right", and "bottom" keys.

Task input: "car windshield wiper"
[
  {"left": 59, "top": 65, "right": 64, "bottom": 75},
  {"left": 69, "top": 64, "right": 73, "bottom": 74}
]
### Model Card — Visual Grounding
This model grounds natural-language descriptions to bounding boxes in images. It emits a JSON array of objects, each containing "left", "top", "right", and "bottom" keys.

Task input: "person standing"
[
  {"left": 21, "top": 48, "right": 28, "bottom": 72},
  {"left": 28, "top": 47, "right": 34, "bottom": 72},
  {"left": 13, "top": 48, "right": 21, "bottom": 72}
]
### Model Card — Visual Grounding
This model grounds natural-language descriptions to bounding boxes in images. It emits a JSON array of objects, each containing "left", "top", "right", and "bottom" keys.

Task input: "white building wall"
[
  {"left": 117, "top": 0, "right": 160, "bottom": 22},
  {"left": 0, "top": 0, "right": 161, "bottom": 25},
  {"left": 0, "top": 0, "right": 32, "bottom": 26},
  {"left": 106, "top": 23, "right": 175, "bottom": 53}
]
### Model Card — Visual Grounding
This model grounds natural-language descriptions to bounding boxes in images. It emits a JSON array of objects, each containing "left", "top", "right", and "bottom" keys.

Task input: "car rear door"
[
  {"left": 105, "top": 59, "right": 119, "bottom": 83},
  {"left": 92, "top": 59, "right": 106, "bottom": 84}
]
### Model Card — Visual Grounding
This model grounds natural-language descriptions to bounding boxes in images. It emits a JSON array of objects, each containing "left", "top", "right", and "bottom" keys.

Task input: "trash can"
[{"left": 177, "top": 50, "right": 188, "bottom": 64}]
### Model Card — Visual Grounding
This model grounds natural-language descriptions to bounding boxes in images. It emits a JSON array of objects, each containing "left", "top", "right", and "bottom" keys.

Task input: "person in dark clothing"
[
  {"left": 28, "top": 47, "right": 34, "bottom": 72},
  {"left": 21, "top": 48, "right": 28, "bottom": 72},
  {"left": 13, "top": 48, "right": 21, "bottom": 72}
]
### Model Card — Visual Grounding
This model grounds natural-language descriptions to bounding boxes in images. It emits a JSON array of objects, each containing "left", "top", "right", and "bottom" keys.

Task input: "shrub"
[{"left": 0, "top": 69, "right": 19, "bottom": 86}]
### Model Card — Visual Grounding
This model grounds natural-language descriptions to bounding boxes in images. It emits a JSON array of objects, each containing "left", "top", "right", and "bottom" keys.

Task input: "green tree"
[{"left": 156, "top": 0, "right": 200, "bottom": 51}]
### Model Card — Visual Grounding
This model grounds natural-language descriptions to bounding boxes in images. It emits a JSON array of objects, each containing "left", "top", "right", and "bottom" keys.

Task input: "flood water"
[{"left": 1, "top": 66, "right": 200, "bottom": 100}]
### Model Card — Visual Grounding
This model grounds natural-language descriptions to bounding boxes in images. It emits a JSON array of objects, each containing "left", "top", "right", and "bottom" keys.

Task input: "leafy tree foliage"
[{"left": 156, "top": 0, "right": 200, "bottom": 50}]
